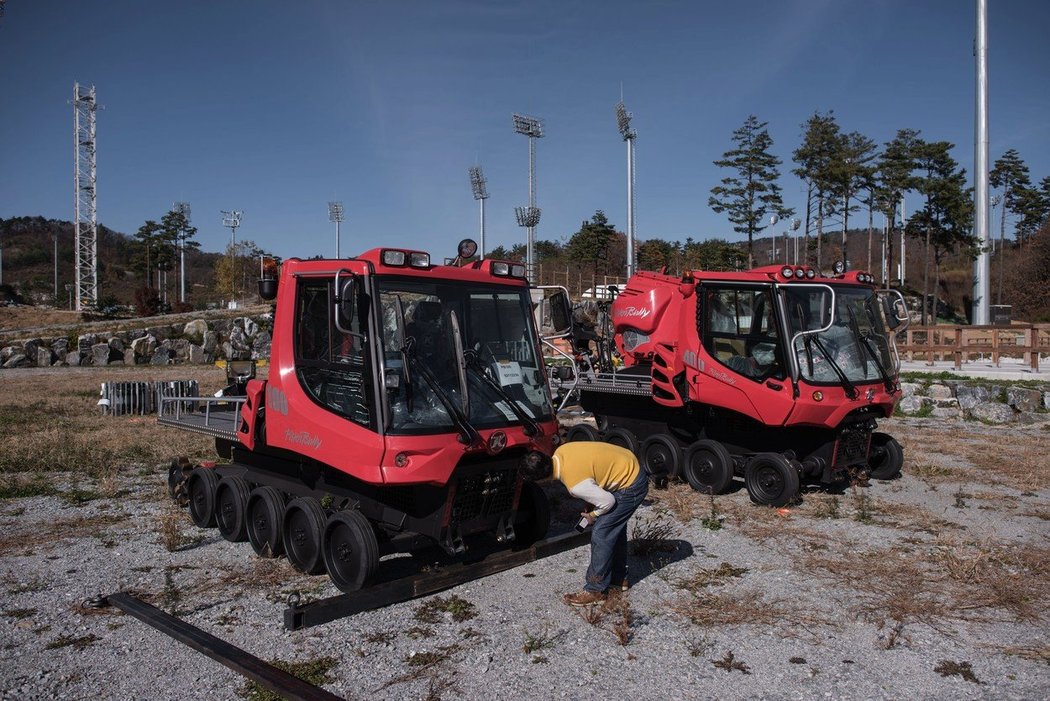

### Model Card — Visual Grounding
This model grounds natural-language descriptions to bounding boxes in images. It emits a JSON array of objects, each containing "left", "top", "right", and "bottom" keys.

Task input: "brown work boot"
[
  {"left": 618, "top": 578, "right": 630, "bottom": 591},
  {"left": 563, "top": 590, "right": 607, "bottom": 607}
]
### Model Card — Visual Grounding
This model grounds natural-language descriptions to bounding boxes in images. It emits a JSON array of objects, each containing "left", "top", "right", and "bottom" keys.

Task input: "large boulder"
[
  {"left": 50, "top": 338, "right": 69, "bottom": 362},
  {"left": 927, "top": 383, "right": 953, "bottom": 400},
  {"left": 1006, "top": 387, "right": 1041, "bottom": 413},
  {"left": 252, "top": 330, "right": 271, "bottom": 359},
  {"left": 124, "top": 348, "right": 137, "bottom": 366},
  {"left": 897, "top": 395, "right": 931, "bottom": 415},
  {"left": 3, "top": 353, "right": 28, "bottom": 368},
  {"left": 956, "top": 384, "right": 992, "bottom": 410},
  {"left": 203, "top": 330, "right": 218, "bottom": 354},
  {"left": 0, "top": 346, "right": 17, "bottom": 363},
  {"left": 131, "top": 334, "right": 158, "bottom": 360},
  {"left": 108, "top": 336, "right": 125, "bottom": 353},
  {"left": 1044, "top": 391, "right": 1050, "bottom": 411},
  {"left": 91, "top": 342, "right": 115, "bottom": 366},
  {"left": 183, "top": 319, "right": 209, "bottom": 345},
  {"left": 970, "top": 402, "right": 1014, "bottom": 424},
  {"left": 151, "top": 342, "right": 174, "bottom": 365},
  {"left": 21, "top": 338, "right": 43, "bottom": 360},
  {"left": 238, "top": 317, "right": 259, "bottom": 338},
  {"left": 77, "top": 333, "right": 97, "bottom": 355},
  {"left": 900, "top": 382, "right": 922, "bottom": 398},
  {"left": 188, "top": 344, "right": 208, "bottom": 364},
  {"left": 172, "top": 338, "right": 191, "bottom": 362},
  {"left": 65, "top": 351, "right": 82, "bottom": 367},
  {"left": 36, "top": 347, "right": 54, "bottom": 368}
]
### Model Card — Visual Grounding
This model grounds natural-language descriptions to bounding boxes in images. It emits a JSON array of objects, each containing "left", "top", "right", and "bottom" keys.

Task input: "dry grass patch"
[
  {"left": 670, "top": 589, "right": 799, "bottom": 629},
  {"left": 0, "top": 512, "right": 129, "bottom": 556},
  {"left": 805, "top": 538, "right": 1050, "bottom": 646},
  {"left": 648, "top": 482, "right": 705, "bottom": 522},
  {"left": 1001, "top": 644, "right": 1050, "bottom": 665},
  {"left": 898, "top": 424, "right": 1049, "bottom": 491},
  {"left": 0, "top": 367, "right": 217, "bottom": 477}
]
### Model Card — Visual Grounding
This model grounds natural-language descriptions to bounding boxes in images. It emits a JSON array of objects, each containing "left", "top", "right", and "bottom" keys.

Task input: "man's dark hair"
[{"left": 519, "top": 451, "right": 553, "bottom": 481}]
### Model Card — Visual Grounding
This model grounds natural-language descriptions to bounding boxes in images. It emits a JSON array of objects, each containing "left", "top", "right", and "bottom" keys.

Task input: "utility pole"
[
  {"left": 468, "top": 166, "right": 489, "bottom": 259},
  {"left": 174, "top": 202, "right": 190, "bottom": 304},
  {"left": 328, "top": 202, "right": 344, "bottom": 259},
  {"left": 513, "top": 114, "right": 544, "bottom": 281},
  {"left": 615, "top": 101, "right": 637, "bottom": 278},
  {"left": 221, "top": 210, "right": 242, "bottom": 307},
  {"left": 972, "top": 0, "right": 991, "bottom": 324}
]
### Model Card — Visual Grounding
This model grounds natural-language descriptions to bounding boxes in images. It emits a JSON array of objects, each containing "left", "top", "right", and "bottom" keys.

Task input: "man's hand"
[{"left": 580, "top": 511, "right": 596, "bottom": 526}]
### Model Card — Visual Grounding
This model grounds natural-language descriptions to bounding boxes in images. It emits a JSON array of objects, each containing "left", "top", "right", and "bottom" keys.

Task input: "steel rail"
[
  {"left": 102, "top": 592, "right": 344, "bottom": 701},
  {"left": 284, "top": 529, "right": 591, "bottom": 630}
]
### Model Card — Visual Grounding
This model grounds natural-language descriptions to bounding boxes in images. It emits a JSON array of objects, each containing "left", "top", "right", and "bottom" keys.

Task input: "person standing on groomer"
[{"left": 519, "top": 441, "right": 649, "bottom": 606}]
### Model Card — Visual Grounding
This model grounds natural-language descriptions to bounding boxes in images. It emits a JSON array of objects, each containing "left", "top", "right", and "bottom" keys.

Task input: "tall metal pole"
[
  {"left": 328, "top": 202, "right": 344, "bottom": 259},
  {"left": 899, "top": 195, "right": 907, "bottom": 286},
  {"left": 513, "top": 115, "right": 544, "bottom": 281},
  {"left": 221, "top": 211, "right": 242, "bottom": 306},
  {"left": 972, "top": 0, "right": 991, "bottom": 325},
  {"left": 469, "top": 166, "right": 489, "bottom": 259},
  {"left": 616, "top": 101, "right": 637, "bottom": 278},
  {"left": 174, "top": 202, "right": 190, "bottom": 304}
]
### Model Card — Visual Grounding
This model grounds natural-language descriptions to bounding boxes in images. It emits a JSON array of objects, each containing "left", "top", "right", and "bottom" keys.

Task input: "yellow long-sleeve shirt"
[{"left": 551, "top": 441, "right": 641, "bottom": 517}]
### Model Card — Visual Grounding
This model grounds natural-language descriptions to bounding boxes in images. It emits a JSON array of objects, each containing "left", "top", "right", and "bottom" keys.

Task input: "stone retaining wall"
[
  {"left": 0, "top": 315, "right": 271, "bottom": 369},
  {"left": 898, "top": 379, "right": 1050, "bottom": 424}
]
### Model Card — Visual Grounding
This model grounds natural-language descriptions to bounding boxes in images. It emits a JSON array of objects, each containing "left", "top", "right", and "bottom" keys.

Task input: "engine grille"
[
  {"left": 451, "top": 468, "right": 517, "bottom": 522},
  {"left": 833, "top": 428, "right": 871, "bottom": 468}
]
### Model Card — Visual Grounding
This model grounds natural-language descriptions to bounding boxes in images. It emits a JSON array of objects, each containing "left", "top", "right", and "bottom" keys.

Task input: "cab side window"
[
  {"left": 701, "top": 287, "right": 785, "bottom": 382},
  {"left": 294, "top": 279, "right": 372, "bottom": 427}
]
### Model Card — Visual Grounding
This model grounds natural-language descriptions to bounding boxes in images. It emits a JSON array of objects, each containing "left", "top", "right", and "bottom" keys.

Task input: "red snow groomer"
[
  {"left": 162, "top": 240, "right": 570, "bottom": 592},
  {"left": 556, "top": 263, "right": 910, "bottom": 506}
]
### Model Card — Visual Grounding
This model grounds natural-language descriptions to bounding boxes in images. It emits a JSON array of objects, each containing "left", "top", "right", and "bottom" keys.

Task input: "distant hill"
[{"left": 0, "top": 216, "right": 224, "bottom": 308}]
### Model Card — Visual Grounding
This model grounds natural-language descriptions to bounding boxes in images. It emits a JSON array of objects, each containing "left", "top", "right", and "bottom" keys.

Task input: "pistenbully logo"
[{"left": 614, "top": 306, "right": 651, "bottom": 319}]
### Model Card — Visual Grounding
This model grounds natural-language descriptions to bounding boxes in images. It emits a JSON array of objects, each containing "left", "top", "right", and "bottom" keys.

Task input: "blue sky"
[{"left": 1, "top": 0, "right": 1047, "bottom": 261}]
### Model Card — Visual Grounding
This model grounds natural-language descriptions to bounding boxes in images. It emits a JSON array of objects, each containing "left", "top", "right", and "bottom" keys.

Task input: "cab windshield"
[
  {"left": 377, "top": 278, "right": 553, "bottom": 434},
  {"left": 783, "top": 285, "right": 895, "bottom": 385}
]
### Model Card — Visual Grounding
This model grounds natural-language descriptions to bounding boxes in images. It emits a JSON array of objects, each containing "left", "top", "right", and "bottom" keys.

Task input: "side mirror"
[
  {"left": 334, "top": 270, "right": 360, "bottom": 334},
  {"left": 880, "top": 293, "right": 908, "bottom": 330},
  {"left": 548, "top": 289, "right": 572, "bottom": 336}
]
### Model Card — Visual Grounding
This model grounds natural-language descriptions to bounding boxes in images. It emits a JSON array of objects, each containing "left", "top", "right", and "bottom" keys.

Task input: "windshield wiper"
[
  {"left": 847, "top": 305, "right": 894, "bottom": 393},
  {"left": 394, "top": 296, "right": 480, "bottom": 447},
  {"left": 411, "top": 356, "right": 481, "bottom": 446},
  {"left": 463, "top": 351, "right": 542, "bottom": 437},
  {"left": 809, "top": 334, "right": 858, "bottom": 400}
]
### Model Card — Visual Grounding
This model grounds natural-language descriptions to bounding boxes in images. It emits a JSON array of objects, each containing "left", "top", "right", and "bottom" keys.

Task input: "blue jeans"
[{"left": 584, "top": 470, "right": 649, "bottom": 593}]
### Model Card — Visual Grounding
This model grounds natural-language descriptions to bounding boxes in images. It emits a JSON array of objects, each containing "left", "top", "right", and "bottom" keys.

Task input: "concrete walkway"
[{"left": 899, "top": 357, "right": 1048, "bottom": 381}]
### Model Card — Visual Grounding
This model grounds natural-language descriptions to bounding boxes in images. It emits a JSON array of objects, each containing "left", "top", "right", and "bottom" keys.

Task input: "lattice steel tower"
[{"left": 73, "top": 83, "right": 99, "bottom": 310}]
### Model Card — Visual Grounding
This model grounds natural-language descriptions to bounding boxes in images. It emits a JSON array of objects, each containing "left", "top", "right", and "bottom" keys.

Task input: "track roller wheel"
[
  {"left": 640, "top": 434, "right": 684, "bottom": 480},
  {"left": 683, "top": 440, "right": 734, "bottom": 495},
  {"left": 282, "top": 497, "right": 327, "bottom": 575},
  {"left": 744, "top": 453, "right": 800, "bottom": 507},
  {"left": 167, "top": 458, "right": 191, "bottom": 505},
  {"left": 186, "top": 467, "right": 219, "bottom": 528},
  {"left": 514, "top": 482, "right": 551, "bottom": 545},
  {"left": 603, "top": 427, "right": 639, "bottom": 455},
  {"left": 868, "top": 432, "right": 903, "bottom": 480},
  {"left": 246, "top": 486, "right": 285, "bottom": 558},
  {"left": 322, "top": 510, "right": 378, "bottom": 593},
  {"left": 215, "top": 476, "right": 251, "bottom": 542},
  {"left": 566, "top": 424, "right": 599, "bottom": 442}
]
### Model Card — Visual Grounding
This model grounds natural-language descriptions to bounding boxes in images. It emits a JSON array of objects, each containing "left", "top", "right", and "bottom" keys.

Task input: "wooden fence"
[{"left": 898, "top": 325, "right": 1050, "bottom": 371}]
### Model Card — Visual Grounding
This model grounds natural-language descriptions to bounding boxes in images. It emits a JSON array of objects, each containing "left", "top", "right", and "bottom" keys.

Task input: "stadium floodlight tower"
[
  {"left": 513, "top": 113, "right": 544, "bottom": 280},
  {"left": 221, "top": 210, "right": 243, "bottom": 304},
  {"left": 328, "top": 201, "right": 344, "bottom": 259},
  {"left": 468, "top": 166, "right": 489, "bottom": 259},
  {"left": 615, "top": 101, "right": 637, "bottom": 277},
  {"left": 173, "top": 202, "right": 191, "bottom": 303},
  {"left": 73, "top": 83, "right": 100, "bottom": 310}
]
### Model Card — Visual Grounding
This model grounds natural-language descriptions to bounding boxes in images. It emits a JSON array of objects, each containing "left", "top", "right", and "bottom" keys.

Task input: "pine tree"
[
  {"left": 792, "top": 112, "right": 841, "bottom": 268},
  {"left": 566, "top": 211, "right": 619, "bottom": 280},
  {"left": 875, "top": 129, "right": 922, "bottom": 286},
  {"left": 709, "top": 115, "right": 792, "bottom": 268},
  {"left": 989, "top": 149, "right": 1033, "bottom": 303},
  {"left": 826, "top": 131, "right": 878, "bottom": 269}
]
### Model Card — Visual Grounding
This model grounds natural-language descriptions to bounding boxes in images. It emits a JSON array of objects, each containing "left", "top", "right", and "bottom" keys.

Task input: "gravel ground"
[{"left": 1, "top": 416, "right": 1048, "bottom": 701}]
